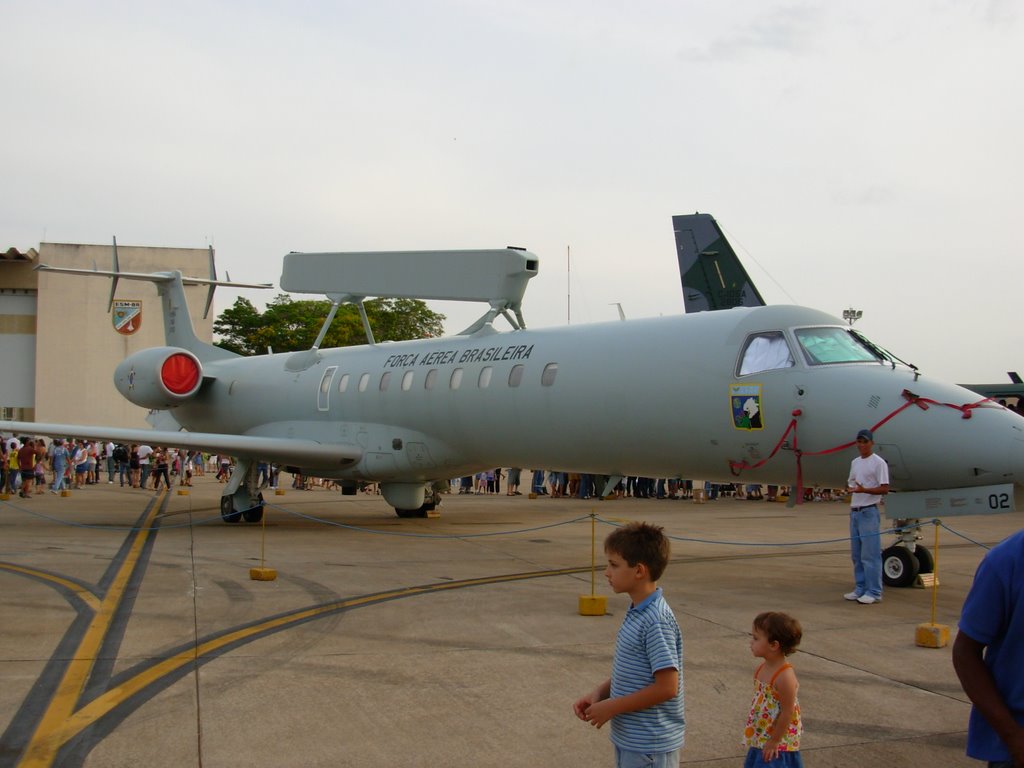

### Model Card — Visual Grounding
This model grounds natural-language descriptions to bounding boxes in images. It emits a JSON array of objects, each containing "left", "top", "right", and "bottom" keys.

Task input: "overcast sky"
[{"left": 3, "top": 1, "right": 1021, "bottom": 384}]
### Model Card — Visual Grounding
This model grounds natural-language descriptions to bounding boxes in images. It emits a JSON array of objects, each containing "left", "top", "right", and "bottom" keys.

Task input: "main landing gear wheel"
[
  {"left": 913, "top": 545, "right": 934, "bottom": 574},
  {"left": 220, "top": 495, "right": 242, "bottom": 524},
  {"left": 394, "top": 498, "right": 438, "bottom": 518},
  {"left": 882, "top": 545, "right": 919, "bottom": 588},
  {"left": 242, "top": 493, "right": 265, "bottom": 523}
]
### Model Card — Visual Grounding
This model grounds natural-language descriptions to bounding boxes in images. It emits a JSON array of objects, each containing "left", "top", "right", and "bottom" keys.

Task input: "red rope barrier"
[{"left": 727, "top": 391, "right": 998, "bottom": 504}]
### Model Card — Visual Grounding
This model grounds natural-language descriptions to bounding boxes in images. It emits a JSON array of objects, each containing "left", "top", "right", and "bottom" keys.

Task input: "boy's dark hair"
[
  {"left": 604, "top": 522, "right": 671, "bottom": 581},
  {"left": 753, "top": 611, "right": 803, "bottom": 656}
]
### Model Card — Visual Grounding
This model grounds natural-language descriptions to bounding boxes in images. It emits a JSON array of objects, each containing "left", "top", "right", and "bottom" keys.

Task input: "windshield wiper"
[{"left": 850, "top": 328, "right": 918, "bottom": 374}]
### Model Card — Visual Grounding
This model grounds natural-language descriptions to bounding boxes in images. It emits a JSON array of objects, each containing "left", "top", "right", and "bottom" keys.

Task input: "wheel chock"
[
  {"left": 915, "top": 622, "right": 949, "bottom": 648},
  {"left": 528, "top": 492, "right": 538, "bottom": 499},
  {"left": 60, "top": 489, "right": 72, "bottom": 497},
  {"left": 250, "top": 567, "right": 278, "bottom": 581},
  {"left": 578, "top": 595, "right": 607, "bottom": 616},
  {"left": 274, "top": 488, "right": 285, "bottom": 495},
  {"left": 177, "top": 489, "right": 189, "bottom": 496},
  {"left": 914, "top": 573, "right": 939, "bottom": 588}
]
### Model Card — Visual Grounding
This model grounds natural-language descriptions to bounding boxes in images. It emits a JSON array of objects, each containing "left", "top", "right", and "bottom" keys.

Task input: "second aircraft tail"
[{"left": 672, "top": 213, "right": 766, "bottom": 313}]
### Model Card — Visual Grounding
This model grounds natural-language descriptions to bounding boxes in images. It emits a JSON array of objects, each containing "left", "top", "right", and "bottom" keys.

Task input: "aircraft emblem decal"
[
  {"left": 730, "top": 384, "right": 763, "bottom": 431},
  {"left": 113, "top": 300, "right": 142, "bottom": 335}
]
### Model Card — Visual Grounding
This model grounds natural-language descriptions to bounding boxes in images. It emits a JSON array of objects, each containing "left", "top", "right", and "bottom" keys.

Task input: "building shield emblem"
[{"left": 113, "top": 300, "right": 142, "bottom": 335}]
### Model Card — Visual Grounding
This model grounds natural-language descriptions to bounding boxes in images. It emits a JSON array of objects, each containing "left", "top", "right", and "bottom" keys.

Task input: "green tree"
[{"left": 214, "top": 295, "right": 446, "bottom": 356}]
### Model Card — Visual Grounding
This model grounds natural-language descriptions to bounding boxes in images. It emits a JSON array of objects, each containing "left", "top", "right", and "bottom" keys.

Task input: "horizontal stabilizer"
[{"left": 35, "top": 264, "right": 273, "bottom": 290}]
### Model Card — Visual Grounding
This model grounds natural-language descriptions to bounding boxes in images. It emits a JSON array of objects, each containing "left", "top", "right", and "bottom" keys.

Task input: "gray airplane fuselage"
[{"left": 168, "top": 304, "right": 1024, "bottom": 493}]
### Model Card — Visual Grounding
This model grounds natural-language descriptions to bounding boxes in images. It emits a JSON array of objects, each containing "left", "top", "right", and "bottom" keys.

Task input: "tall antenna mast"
[{"left": 567, "top": 245, "right": 571, "bottom": 325}]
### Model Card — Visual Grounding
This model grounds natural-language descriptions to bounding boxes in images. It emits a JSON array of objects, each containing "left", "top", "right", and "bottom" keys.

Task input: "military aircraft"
[
  {"left": 671, "top": 212, "right": 1024, "bottom": 586},
  {"left": 2, "top": 218, "right": 1021, "bottom": 590},
  {"left": 960, "top": 372, "right": 1024, "bottom": 405}
]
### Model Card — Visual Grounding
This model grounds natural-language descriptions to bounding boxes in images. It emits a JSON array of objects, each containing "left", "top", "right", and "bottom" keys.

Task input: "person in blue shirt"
[
  {"left": 573, "top": 522, "right": 685, "bottom": 767},
  {"left": 952, "top": 529, "right": 1024, "bottom": 767}
]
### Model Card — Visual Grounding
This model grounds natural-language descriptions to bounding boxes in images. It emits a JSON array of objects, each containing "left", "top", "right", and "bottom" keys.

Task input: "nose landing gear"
[{"left": 882, "top": 519, "right": 933, "bottom": 588}]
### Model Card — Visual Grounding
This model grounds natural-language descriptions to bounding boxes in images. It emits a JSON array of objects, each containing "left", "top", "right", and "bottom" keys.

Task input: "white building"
[{"left": 1, "top": 242, "right": 215, "bottom": 428}]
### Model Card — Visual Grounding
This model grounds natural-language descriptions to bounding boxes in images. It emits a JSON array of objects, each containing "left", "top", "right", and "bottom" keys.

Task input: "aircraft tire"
[
  {"left": 913, "top": 545, "right": 934, "bottom": 574},
  {"left": 882, "top": 545, "right": 919, "bottom": 588},
  {"left": 242, "top": 499, "right": 264, "bottom": 523},
  {"left": 395, "top": 507, "right": 426, "bottom": 518},
  {"left": 220, "top": 496, "right": 242, "bottom": 524}
]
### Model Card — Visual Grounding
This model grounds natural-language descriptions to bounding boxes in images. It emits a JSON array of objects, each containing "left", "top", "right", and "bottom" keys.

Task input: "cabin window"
[
  {"left": 425, "top": 369, "right": 438, "bottom": 390},
  {"left": 508, "top": 364, "right": 524, "bottom": 387},
  {"left": 541, "top": 362, "right": 558, "bottom": 386},
  {"left": 358, "top": 372, "right": 370, "bottom": 392},
  {"left": 738, "top": 332, "right": 795, "bottom": 376},
  {"left": 794, "top": 327, "right": 881, "bottom": 366},
  {"left": 478, "top": 366, "right": 493, "bottom": 388},
  {"left": 318, "top": 366, "right": 337, "bottom": 411},
  {"left": 401, "top": 370, "right": 414, "bottom": 391},
  {"left": 380, "top": 371, "right": 391, "bottom": 391},
  {"left": 338, "top": 373, "right": 350, "bottom": 393},
  {"left": 450, "top": 368, "right": 463, "bottom": 390}
]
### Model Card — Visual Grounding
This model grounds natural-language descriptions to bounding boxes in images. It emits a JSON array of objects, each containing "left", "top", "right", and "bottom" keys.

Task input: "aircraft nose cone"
[{"left": 1009, "top": 421, "right": 1024, "bottom": 485}]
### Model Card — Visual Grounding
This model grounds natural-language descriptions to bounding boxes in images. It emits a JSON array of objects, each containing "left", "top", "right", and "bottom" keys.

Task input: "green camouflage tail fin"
[{"left": 672, "top": 213, "right": 765, "bottom": 313}]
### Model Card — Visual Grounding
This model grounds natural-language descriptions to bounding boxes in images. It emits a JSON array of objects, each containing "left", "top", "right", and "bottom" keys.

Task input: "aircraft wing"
[{"left": 0, "top": 421, "right": 362, "bottom": 470}]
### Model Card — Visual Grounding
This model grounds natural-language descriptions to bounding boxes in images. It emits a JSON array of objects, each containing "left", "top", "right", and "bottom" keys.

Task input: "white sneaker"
[
  {"left": 857, "top": 594, "right": 882, "bottom": 605},
  {"left": 843, "top": 591, "right": 861, "bottom": 601}
]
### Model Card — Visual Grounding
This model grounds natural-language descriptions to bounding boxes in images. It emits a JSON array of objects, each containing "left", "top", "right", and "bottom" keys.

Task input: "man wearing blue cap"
[{"left": 844, "top": 428, "right": 889, "bottom": 604}]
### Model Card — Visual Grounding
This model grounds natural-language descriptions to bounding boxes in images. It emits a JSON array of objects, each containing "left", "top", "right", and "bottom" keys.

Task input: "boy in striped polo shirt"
[{"left": 573, "top": 522, "right": 685, "bottom": 767}]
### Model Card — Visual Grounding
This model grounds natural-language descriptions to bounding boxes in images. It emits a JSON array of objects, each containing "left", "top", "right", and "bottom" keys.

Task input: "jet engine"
[{"left": 114, "top": 346, "right": 204, "bottom": 409}]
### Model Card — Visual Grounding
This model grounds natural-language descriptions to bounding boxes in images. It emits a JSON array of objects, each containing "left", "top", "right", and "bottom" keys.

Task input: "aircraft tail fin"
[
  {"left": 672, "top": 213, "right": 766, "bottom": 313},
  {"left": 35, "top": 240, "right": 272, "bottom": 362}
]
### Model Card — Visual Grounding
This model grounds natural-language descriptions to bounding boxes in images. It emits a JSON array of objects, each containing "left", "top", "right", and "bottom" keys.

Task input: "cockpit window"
[
  {"left": 738, "top": 332, "right": 795, "bottom": 376},
  {"left": 794, "top": 327, "right": 882, "bottom": 366}
]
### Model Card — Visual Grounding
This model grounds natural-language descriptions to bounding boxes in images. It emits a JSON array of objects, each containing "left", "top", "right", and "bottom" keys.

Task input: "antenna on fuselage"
[{"left": 279, "top": 248, "right": 538, "bottom": 337}]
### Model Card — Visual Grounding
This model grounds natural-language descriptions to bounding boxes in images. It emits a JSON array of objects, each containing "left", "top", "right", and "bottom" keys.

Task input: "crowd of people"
[
  {"left": 1, "top": 436, "right": 224, "bottom": 496},
  {"left": 6, "top": 436, "right": 851, "bottom": 507},
  {"left": 7, "top": 434, "right": 857, "bottom": 506},
  {"left": 449, "top": 468, "right": 844, "bottom": 505}
]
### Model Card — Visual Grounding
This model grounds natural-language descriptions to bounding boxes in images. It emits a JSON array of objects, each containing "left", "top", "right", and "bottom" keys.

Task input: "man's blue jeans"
[{"left": 850, "top": 504, "right": 883, "bottom": 598}]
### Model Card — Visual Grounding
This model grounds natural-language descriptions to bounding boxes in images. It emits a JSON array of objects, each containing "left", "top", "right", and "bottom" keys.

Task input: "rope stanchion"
[
  {"left": 250, "top": 504, "right": 277, "bottom": 581},
  {"left": 578, "top": 513, "right": 607, "bottom": 616},
  {"left": 915, "top": 520, "right": 949, "bottom": 648},
  {"left": 727, "top": 393, "right": 999, "bottom": 503}
]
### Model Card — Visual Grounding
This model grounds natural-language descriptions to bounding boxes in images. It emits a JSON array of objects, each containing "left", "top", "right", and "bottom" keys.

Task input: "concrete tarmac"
[{"left": 0, "top": 477, "right": 1020, "bottom": 767}]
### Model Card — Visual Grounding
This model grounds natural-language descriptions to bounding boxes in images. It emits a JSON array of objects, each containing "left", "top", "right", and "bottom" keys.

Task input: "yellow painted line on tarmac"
[
  {"left": 18, "top": 494, "right": 163, "bottom": 768},
  {"left": 42, "top": 564, "right": 590, "bottom": 751},
  {"left": 0, "top": 563, "right": 101, "bottom": 612}
]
